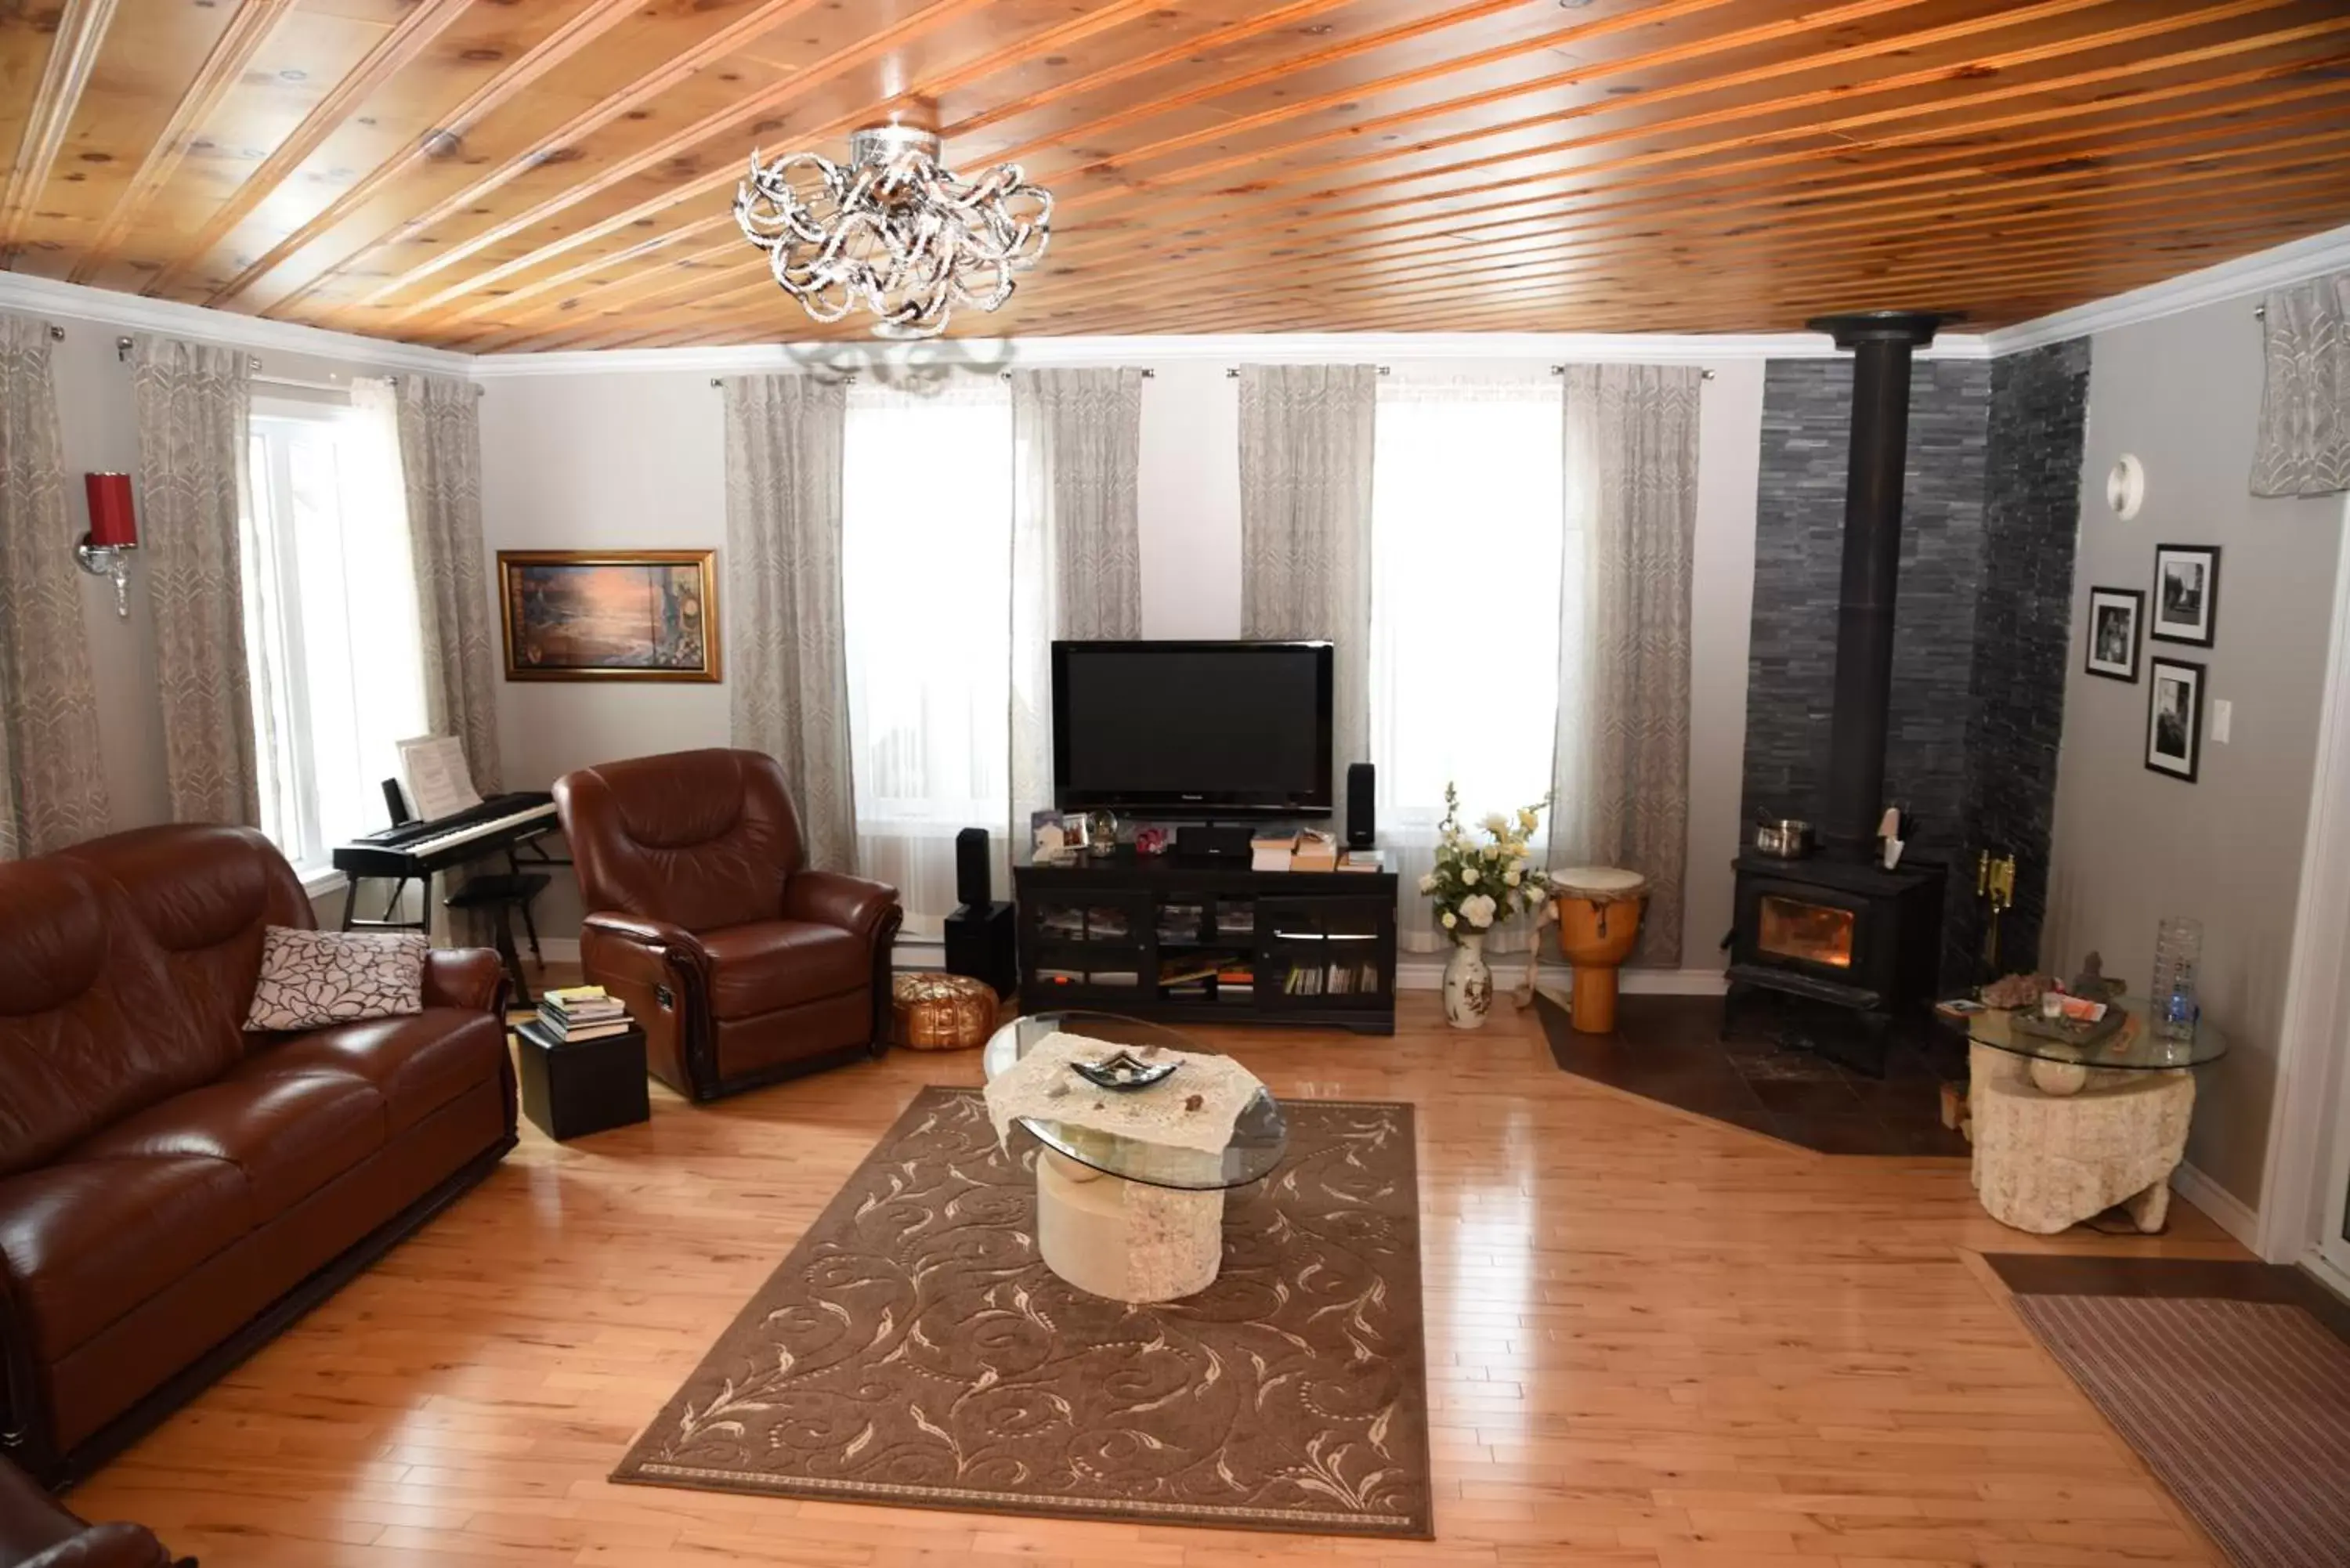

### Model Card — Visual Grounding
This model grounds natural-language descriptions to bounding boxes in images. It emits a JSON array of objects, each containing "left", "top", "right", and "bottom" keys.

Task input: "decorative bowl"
[{"left": 1071, "top": 1050, "right": 1178, "bottom": 1092}]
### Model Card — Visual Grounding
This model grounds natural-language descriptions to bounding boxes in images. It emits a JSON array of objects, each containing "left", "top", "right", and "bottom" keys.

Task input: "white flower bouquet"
[{"left": 1418, "top": 782, "right": 1553, "bottom": 943}]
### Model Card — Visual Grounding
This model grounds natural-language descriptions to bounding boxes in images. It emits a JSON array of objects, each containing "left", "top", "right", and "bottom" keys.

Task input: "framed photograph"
[
  {"left": 2146, "top": 656, "right": 2205, "bottom": 782},
  {"left": 2150, "top": 544, "right": 2220, "bottom": 646},
  {"left": 2084, "top": 587, "right": 2143, "bottom": 682},
  {"left": 497, "top": 550, "right": 719, "bottom": 682}
]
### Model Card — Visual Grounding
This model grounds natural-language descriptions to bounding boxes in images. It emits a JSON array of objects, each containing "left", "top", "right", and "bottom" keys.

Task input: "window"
[
  {"left": 1367, "top": 378, "right": 1568, "bottom": 952},
  {"left": 841, "top": 381, "right": 1013, "bottom": 934},
  {"left": 244, "top": 393, "right": 427, "bottom": 878}
]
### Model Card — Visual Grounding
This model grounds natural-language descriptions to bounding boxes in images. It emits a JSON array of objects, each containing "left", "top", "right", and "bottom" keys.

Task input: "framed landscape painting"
[{"left": 497, "top": 550, "right": 720, "bottom": 682}]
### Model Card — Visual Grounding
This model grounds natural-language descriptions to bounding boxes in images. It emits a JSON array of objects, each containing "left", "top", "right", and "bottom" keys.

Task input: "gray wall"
[{"left": 2045, "top": 294, "right": 2347, "bottom": 1214}]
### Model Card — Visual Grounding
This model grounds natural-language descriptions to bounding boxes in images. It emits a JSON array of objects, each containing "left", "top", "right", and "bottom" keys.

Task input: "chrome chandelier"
[{"left": 732, "top": 122, "right": 1052, "bottom": 339}]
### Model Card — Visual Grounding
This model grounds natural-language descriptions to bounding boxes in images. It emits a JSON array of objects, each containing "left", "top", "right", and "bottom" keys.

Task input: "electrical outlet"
[{"left": 2212, "top": 698, "right": 2232, "bottom": 745}]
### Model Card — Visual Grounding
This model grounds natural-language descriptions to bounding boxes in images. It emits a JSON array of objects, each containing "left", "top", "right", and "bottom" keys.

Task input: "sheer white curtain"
[
  {"left": 1368, "top": 375, "right": 1571, "bottom": 954},
  {"left": 841, "top": 378, "right": 1013, "bottom": 934}
]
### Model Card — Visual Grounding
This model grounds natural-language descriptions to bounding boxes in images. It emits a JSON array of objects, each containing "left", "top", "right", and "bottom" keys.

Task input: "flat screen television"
[{"left": 1052, "top": 640, "right": 1332, "bottom": 819}]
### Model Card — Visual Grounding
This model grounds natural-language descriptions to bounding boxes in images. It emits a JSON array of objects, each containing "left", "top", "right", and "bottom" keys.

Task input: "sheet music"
[{"left": 396, "top": 735, "right": 483, "bottom": 822}]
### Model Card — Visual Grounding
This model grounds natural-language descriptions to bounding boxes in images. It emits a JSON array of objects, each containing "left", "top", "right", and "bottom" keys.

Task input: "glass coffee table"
[{"left": 982, "top": 1010, "right": 1286, "bottom": 1302}]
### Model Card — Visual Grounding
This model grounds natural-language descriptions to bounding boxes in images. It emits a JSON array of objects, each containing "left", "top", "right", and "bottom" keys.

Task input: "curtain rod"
[
  {"left": 707, "top": 367, "right": 1159, "bottom": 388},
  {"left": 1226, "top": 366, "right": 1391, "bottom": 377},
  {"left": 1549, "top": 363, "right": 1717, "bottom": 380}
]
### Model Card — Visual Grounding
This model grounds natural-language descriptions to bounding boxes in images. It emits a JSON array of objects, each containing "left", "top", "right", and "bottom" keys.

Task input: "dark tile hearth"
[{"left": 1536, "top": 991, "right": 1969, "bottom": 1157}]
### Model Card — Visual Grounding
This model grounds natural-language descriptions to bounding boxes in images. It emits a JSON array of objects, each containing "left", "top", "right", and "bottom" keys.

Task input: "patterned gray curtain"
[
  {"left": 396, "top": 373, "right": 503, "bottom": 790},
  {"left": 134, "top": 333, "right": 259, "bottom": 826},
  {"left": 1238, "top": 364, "right": 1377, "bottom": 783},
  {"left": 1010, "top": 366, "right": 1144, "bottom": 842},
  {"left": 0, "top": 314, "right": 113, "bottom": 856},
  {"left": 1553, "top": 364, "right": 1703, "bottom": 966},
  {"left": 2251, "top": 269, "right": 2350, "bottom": 497},
  {"left": 723, "top": 375, "right": 857, "bottom": 872}
]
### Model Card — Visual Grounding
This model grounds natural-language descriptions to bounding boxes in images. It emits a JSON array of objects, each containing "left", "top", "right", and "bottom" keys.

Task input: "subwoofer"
[
  {"left": 955, "top": 826, "right": 992, "bottom": 908},
  {"left": 1347, "top": 761, "right": 1376, "bottom": 848},
  {"left": 945, "top": 901, "right": 1018, "bottom": 997}
]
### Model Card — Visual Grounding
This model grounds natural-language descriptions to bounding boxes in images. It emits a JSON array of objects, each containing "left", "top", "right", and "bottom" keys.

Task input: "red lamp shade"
[{"left": 85, "top": 472, "right": 136, "bottom": 549}]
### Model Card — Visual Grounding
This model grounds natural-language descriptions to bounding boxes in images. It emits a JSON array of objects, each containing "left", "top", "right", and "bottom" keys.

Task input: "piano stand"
[{"left": 448, "top": 872, "right": 553, "bottom": 1008}]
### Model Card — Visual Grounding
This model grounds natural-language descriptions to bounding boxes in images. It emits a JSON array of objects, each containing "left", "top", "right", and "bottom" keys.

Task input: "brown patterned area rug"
[
  {"left": 613, "top": 1086, "right": 1432, "bottom": 1538},
  {"left": 2011, "top": 1292, "right": 2350, "bottom": 1568}
]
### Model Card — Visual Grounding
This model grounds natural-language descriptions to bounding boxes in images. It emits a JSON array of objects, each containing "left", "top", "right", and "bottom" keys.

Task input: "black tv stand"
[{"left": 1013, "top": 846, "right": 1396, "bottom": 1035}]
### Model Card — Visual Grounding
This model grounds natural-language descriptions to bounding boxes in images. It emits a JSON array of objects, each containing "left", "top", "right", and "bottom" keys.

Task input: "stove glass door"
[{"left": 1757, "top": 894, "right": 1856, "bottom": 970}]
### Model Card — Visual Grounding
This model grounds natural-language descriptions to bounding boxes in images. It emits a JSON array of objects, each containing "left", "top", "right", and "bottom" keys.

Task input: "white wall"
[
  {"left": 476, "top": 351, "right": 1771, "bottom": 966},
  {"left": 2044, "top": 291, "right": 2348, "bottom": 1216}
]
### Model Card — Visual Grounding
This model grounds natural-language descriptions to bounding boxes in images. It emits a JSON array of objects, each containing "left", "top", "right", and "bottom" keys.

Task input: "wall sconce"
[{"left": 78, "top": 472, "right": 138, "bottom": 619}]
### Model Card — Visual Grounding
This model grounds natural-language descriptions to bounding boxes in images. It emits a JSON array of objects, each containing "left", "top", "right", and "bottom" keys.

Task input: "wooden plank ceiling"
[{"left": 4, "top": 0, "right": 2349, "bottom": 352}]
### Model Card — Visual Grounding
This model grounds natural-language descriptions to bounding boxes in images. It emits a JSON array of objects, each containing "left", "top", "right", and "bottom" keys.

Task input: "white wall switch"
[{"left": 2212, "top": 698, "right": 2232, "bottom": 745}]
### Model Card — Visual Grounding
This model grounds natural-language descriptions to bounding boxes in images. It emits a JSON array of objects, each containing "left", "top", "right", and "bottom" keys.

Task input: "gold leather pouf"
[{"left": 890, "top": 971, "right": 998, "bottom": 1050}]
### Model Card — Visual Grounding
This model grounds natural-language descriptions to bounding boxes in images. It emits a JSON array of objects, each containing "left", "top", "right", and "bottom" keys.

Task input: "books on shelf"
[
  {"left": 537, "top": 984, "right": 631, "bottom": 1043},
  {"left": 1338, "top": 848, "right": 1386, "bottom": 873},
  {"left": 1291, "top": 829, "right": 1338, "bottom": 873}
]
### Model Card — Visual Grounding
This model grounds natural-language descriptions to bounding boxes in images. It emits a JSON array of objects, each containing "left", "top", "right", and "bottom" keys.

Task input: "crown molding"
[
  {"left": 0, "top": 269, "right": 472, "bottom": 375},
  {"left": 1985, "top": 220, "right": 2350, "bottom": 355},
  {"left": 469, "top": 327, "right": 1993, "bottom": 379}
]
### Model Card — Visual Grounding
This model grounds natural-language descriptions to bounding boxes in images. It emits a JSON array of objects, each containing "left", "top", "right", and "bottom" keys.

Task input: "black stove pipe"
[{"left": 1806, "top": 310, "right": 1949, "bottom": 860}]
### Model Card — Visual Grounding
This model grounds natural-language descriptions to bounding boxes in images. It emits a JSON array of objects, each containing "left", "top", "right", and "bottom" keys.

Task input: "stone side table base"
[
  {"left": 1969, "top": 1042, "right": 2193, "bottom": 1235},
  {"left": 1036, "top": 1149, "right": 1224, "bottom": 1302}
]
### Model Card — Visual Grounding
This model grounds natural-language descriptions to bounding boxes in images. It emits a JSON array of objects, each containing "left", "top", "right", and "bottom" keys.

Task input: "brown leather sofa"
[
  {"left": 555, "top": 749, "right": 901, "bottom": 1101},
  {"left": 0, "top": 826, "right": 517, "bottom": 1488},
  {"left": 0, "top": 1454, "right": 178, "bottom": 1567}
]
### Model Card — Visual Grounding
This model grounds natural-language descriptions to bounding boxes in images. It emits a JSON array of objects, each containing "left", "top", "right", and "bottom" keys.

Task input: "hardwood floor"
[{"left": 70, "top": 991, "right": 2244, "bottom": 1567}]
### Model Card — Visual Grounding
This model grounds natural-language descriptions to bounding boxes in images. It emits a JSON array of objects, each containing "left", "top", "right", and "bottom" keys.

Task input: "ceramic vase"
[{"left": 1442, "top": 932, "right": 1492, "bottom": 1029}]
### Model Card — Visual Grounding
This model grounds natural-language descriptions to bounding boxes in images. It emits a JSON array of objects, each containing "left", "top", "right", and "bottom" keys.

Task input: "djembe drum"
[{"left": 1550, "top": 866, "right": 1648, "bottom": 1034}]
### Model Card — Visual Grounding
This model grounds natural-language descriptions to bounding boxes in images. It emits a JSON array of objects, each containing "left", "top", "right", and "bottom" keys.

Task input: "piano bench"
[{"left": 448, "top": 873, "right": 554, "bottom": 1008}]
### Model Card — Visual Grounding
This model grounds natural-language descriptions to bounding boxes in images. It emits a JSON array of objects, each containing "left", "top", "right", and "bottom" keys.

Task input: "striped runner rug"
[{"left": 2012, "top": 1292, "right": 2350, "bottom": 1567}]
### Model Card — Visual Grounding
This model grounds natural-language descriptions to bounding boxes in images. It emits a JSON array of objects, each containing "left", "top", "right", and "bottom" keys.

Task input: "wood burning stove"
[{"left": 1726, "top": 309, "right": 1954, "bottom": 1072}]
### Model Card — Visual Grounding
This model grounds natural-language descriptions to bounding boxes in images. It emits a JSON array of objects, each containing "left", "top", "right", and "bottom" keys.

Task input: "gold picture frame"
[{"left": 497, "top": 549, "right": 721, "bottom": 683}]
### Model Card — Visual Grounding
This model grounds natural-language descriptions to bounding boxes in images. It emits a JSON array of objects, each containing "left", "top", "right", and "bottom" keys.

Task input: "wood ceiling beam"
[
  {"left": 206, "top": 0, "right": 653, "bottom": 309},
  {"left": 333, "top": 0, "right": 1173, "bottom": 324},
  {"left": 1009, "top": 98, "right": 2350, "bottom": 328},
  {"left": 349, "top": 0, "right": 1911, "bottom": 328},
  {"left": 955, "top": 79, "right": 2350, "bottom": 331},
  {"left": 0, "top": 0, "right": 121, "bottom": 263},
  {"left": 477, "top": 44, "right": 2350, "bottom": 350},
  {"left": 620, "top": 150, "right": 2350, "bottom": 349},
  {"left": 418, "top": 2, "right": 2327, "bottom": 347},
  {"left": 1010, "top": 17, "right": 2350, "bottom": 292},
  {"left": 142, "top": 0, "right": 477, "bottom": 299},
  {"left": 67, "top": 0, "right": 296, "bottom": 285}
]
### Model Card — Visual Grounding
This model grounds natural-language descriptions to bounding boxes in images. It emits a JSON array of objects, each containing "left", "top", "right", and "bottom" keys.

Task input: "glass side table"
[{"left": 1951, "top": 999, "right": 2227, "bottom": 1235}]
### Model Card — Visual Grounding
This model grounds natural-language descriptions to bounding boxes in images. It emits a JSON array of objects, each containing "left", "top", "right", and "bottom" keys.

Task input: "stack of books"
[
  {"left": 538, "top": 985, "right": 631, "bottom": 1043},
  {"left": 1292, "top": 829, "right": 1338, "bottom": 872},
  {"left": 1250, "top": 830, "right": 1296, "bottom": 871}
]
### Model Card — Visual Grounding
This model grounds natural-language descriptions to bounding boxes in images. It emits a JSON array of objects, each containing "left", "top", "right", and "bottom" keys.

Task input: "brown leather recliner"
[
  {"left": 0, "top": 826, "right": 517, "bottom": 1488},
  {"left": 0, "top": 1454, "right": 177, "bottom": 1567},
  {"left": 555, "top": 749, "right": 902, "bottom": 1101}
]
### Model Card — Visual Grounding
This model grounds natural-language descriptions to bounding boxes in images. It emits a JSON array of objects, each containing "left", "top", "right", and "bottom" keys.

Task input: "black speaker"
[
  {"left": 1346, "top": 761, "right": 1376, "bottom": 848},
  {"left": 945, "top": 901, "right": 1018, "bottom": 997},
  {"left": 955, "top": 826, "right": 992, "bottom": 908}
]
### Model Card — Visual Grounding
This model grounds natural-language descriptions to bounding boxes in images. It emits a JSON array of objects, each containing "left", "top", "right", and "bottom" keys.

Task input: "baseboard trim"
[
  {"left": 551, "top": 934, "right": 1730, "bottom": 999},
  {"left": 1394, "top": 958, "right": 1727, "bottom": 995},
  {"left": 2171, "top": 1161, "right": 2261, "bottom": 1250}
]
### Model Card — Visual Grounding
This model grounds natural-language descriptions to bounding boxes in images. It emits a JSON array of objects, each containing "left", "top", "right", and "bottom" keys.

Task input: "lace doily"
[{"left": 984, "top": 1030, "right": 1265, "bottom": 1156}]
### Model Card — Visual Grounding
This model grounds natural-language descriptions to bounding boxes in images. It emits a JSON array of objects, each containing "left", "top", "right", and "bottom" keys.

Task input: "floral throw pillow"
[{"left": 244, "top": 927, "right": 428, "bottom": 1031}]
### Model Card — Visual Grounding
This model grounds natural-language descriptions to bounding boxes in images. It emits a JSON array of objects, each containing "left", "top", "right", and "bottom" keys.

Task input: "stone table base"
[
  {"left": 1969, "top": 1042, "right": 2193, "bottom": 1234},
  {"left": 1036, "top": 1149, "right": 1224, "bottom": 1302}
]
